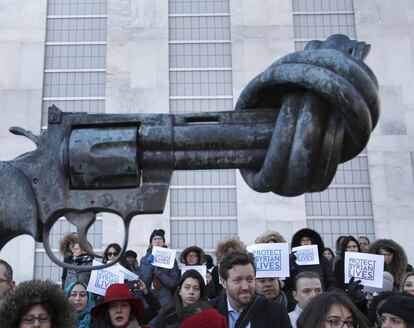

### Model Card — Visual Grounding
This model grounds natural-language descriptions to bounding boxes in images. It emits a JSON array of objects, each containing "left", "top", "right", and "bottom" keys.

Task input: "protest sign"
[
  {"left": 291, "top": 244, "right": 320, "bottom": 266},
  {"left": 247, "top": 243, "right": 290, "bottom": 278},
  {"left": 87, "top": 260, "right": 124, "bottom": 296},
  {"left": 181, "top": 265, "right": 207, "bottom": 284},
  {"left": 152, "top": 246, "right": 177, "bottom": 269},
  {"left": 115, "top": 264, "right": 139, "bottom": 281},
  {"left": 344, "top": 252, "right": 384, "bottom": 288}
]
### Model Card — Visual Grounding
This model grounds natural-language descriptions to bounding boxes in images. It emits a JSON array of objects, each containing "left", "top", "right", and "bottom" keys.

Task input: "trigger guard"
[{"left": 42, "top": 215, "right": 131, "bottom": 271}]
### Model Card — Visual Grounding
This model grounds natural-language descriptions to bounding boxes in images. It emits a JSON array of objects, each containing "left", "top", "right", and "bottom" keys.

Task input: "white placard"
[
  {"left": 181, "top": 265, "right": 207, "bottom": 284},
  {"left": 152, "top": 246, "right": 177, "bottom": 269},
  {"left": 87, "top": 260, "right": 124, "bottom": 296},
  {"left": 344, "top": 252, "right": 384, "bottom": 288},
  {"left": 115, "top": 264, "right": 139, "bottom": 281},
  {"left": 291, "top": 244, "right": 320, "bottom": 266},
  {"left": 247, "top": 243, "right": 290, "bottom": 278}
]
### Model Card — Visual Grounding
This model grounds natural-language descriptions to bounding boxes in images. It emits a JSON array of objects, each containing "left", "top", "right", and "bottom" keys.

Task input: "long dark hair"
[
  {"left": 103, "top": 243, "right": 122, "bottom": 262},
  {"left": 296, "top": 290, "right": 370, "bottom": 328},
  {"left": 160, "top": 269, "right": 208, "bottom": 322}
]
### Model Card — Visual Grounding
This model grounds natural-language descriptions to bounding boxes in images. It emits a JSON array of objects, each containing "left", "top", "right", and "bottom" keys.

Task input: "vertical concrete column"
[
  {"left": 105, "top": 0, "right": 170, "bottom": 257},
  {"left": 230, "top": 0, "right": 307, "bottom": 245},
  {"left": 354, "top": 0, "right": 414, "bottom": 264}
]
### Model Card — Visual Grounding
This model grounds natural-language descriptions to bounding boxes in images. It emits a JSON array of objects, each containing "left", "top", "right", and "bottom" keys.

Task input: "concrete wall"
[
  {"left": 0, "top": 0, "right": 47, "bottom": 282},
  {"left": 354, "top": 0, "right": 414, "bottom": 264},
  {"left": 230, "top": 0, "right": 307, "bottom": 245},
  {"left": 105, "top": 0, "right": 170, "bottom": 257}
]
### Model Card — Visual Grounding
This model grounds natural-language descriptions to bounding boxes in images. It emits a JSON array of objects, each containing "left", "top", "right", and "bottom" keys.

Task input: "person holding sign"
[
  {"left": 154, "top": 269, "right": 209, "bottom": 327},
  {"left": 210, "top": 250, "right": 292, "bottom": 328},
  {"left": 333, "top": 236, "right": 361, "bottom": 290},
  {"left": 286, "top": 228, "right": 336, "bottom": 311},
  {"left": 139, "top": 229, "right": 180, "bottom": 309}
]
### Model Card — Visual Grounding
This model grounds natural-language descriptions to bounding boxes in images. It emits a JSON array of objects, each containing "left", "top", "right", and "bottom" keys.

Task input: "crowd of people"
[{"left": 0, "top": 227, "right": 414, "bottom": 328}]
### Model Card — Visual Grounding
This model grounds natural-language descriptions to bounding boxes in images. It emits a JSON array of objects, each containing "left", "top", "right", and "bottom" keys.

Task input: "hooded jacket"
[
  {"left": 369, "top": 239, "right": 410, "bottom": 287},
  {"left": 288, "top": 228, "right": 336, "bottom": 291},
  {"left": 0, "top": 280, "right": 77, "bottom": 328}
]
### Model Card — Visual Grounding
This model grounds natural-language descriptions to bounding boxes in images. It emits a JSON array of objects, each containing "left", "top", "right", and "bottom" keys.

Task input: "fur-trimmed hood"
[
  {"left": 180, "top": 246, "right": 205, "bottom": 265},
  {"left": 0, "top": 280, "right": 77, "bottom": 328},
  {"left": 369, "top": 239, "right": 408, "bottom": 285},
  {"left": 59, "top": 233, "right": 78, "bottom": 257},
  {"left": 255, "top": 231, "right": 286, "bottom": 244},
  {"left": 291, "top": 228, "right": 325, "bottom": 256}
]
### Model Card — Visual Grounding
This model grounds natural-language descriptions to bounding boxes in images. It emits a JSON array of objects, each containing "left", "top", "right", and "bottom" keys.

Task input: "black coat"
[{"left": 209, "top": 292, "right": 292, "bottom": 328}]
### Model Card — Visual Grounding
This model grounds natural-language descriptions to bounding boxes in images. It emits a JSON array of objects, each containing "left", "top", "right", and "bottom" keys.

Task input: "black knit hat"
[
  {"left": 149, "top": 229, "right": 165, "bottom": 244},
  {"left": 125, "top": 250, "right": 137, "bottom": 258},
  {"left": 378, "top": 294, "right": 414, "bottom": 324}
]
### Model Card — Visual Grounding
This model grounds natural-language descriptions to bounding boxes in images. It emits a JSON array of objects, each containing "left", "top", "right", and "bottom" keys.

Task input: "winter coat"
[
  {"left": 139, "top": 252, "right": 180, "bottom": 308},
  {"left": 0, "top": 280, "right": 77, "bottom": 328},
  {"left": 64, "top": 254, "right": 94, "bottom": 290},
  {"left": 210, "top": 292, "right": 292, "bottom": 328},
  {"left": 369, "top": 239, "right": 411, "bottom": 287},
  {"left": 287, "top": 228, "right": 336, "bottom": 291}
]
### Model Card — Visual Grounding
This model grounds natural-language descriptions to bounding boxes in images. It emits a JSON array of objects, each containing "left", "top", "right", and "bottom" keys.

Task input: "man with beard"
[{"left": 210, "top": 251, "right": 291, "bottom": 328}]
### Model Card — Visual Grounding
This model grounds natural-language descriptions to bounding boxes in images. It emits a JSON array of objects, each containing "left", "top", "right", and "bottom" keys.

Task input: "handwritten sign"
[
  {"left": 87, "top": 260, "right": 124, "bottom": 296},
  {"left": 344, "top": 252, "right": 384, "bottom": 288},
  {"left": 152, "top": 246, "right": 177, "bottom": 269},
  {"left": 291, "top": 245, "right": 320, "bottom": 266},
  {"left": 247, "top": 243, "right": 290, "bottom": 278},
  {"left": 181, "top": 265, "right": 207, "bottom": 284}
]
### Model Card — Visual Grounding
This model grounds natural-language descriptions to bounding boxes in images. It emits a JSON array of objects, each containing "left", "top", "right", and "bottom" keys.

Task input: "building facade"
[{"left": 0, "top": 0, "right": 413, "bottom": 283}]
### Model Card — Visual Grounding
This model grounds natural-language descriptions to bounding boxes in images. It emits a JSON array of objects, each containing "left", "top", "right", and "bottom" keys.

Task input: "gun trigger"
[
  {"left": 9, "top": 126, "right": 39, "bottom": 145},
  {"left": 65, "top": 212, "right": 103, "bottom": 259}
]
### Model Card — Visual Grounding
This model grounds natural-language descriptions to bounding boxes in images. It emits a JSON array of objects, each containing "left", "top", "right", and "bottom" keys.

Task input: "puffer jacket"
[
  {"left": 0, "top": 280, "right": 77, "bottom": 328},
  {"left": 139, "top": 251, "right": 180, "bottom": 308}
]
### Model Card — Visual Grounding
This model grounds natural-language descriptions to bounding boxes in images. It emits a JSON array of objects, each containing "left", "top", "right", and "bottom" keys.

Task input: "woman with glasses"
[
  {"left": 0, "top": 280, "right": 77, "bottom": 328},
  {"left": 296, "top": 290, "right": 370, "bottom": 328},
  {"left": 154, "top": 269, "right": 209, "bottom": 328},
  {"left": 65, "top": 281, "right": 95, "bottom": 328}
]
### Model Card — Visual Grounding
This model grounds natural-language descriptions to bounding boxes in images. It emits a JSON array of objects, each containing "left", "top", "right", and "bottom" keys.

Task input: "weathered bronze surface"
[{"left": 0, "top": 35, "right": 380, "bottom": 269}]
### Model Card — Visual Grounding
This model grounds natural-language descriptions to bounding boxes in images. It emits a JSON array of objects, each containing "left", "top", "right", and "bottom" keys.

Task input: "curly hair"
[
  {"left": 59, "top": 233, "right": 79, "bottom": 258},
  {"left": 255, "top": 231, "right": 286, "bottom": 244},
  {"left": 215, "top": 237, "right": 246, "bottom": 263},
  {"left": 0, "top": 280, "right": 77, "bottom": 328}
]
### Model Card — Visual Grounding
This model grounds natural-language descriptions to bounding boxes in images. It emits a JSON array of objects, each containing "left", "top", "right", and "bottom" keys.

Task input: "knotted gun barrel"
[{"left": 0, "top": 34, "right": 380, "bottom": 269}]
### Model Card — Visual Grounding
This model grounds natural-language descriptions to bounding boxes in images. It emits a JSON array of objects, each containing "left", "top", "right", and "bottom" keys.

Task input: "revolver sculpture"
[{"left": 0, "top": 35, "right": 380, "bottom": 269}]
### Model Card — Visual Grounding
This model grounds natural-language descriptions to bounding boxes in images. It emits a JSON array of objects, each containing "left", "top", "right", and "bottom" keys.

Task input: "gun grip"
[{"left": 0, "top": 162, "right": 42, "bottom": 249}]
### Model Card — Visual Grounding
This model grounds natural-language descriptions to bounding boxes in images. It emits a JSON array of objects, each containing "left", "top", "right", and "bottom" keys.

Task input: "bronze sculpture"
[{"left": 0, "top": 34, "right": 380, "bottom": 269}]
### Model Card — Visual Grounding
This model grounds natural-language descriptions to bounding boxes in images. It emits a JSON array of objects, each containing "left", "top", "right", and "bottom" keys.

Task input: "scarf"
[{"left": 64, "top": 281, "right": 95, "bottom": 328}]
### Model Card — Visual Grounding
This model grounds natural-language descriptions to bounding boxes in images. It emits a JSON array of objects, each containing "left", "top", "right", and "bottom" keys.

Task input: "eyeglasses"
[
  {"left": 21, "top": 314, "right": 51, "bottom": 324},
  {"left": 107, "top": 252, "right": 118, "bottom": 257},
  {"left": 325, "top": 319, "right": 358, "bottom": 328},
  {"left": 0, "top": 277, "right": 10, "bottom": 284}
]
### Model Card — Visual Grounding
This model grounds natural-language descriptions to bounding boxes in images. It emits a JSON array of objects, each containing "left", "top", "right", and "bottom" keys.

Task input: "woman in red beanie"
[
  {"left": 90, "top": 283, "right": 152, "bottom": 328},
  {"left": 179, "top": 308, "right": 227, "bottom": 328}
]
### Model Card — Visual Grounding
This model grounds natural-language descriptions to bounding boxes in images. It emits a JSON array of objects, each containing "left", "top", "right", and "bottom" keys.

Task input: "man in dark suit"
[{"left": 210, "top": 251, "right": 292, "bottom": 328}]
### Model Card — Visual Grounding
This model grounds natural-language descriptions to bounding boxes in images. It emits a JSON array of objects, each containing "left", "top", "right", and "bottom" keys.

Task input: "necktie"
[{"left": 229, "top": 310, "right": 241, "bottom": 328}]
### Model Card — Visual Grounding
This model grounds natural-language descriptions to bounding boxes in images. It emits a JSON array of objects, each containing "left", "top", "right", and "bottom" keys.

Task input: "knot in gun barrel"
[{"left": 235, "top": 34, "right": 380, "bottom": 196}]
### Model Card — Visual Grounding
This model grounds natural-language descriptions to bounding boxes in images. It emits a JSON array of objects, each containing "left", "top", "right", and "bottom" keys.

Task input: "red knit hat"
[
  {"left": 90, "top": 283, "right": 144, "bottom": 320},
  {"left": 179, "top": 308, "right": 228, "bottom": 328}
]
